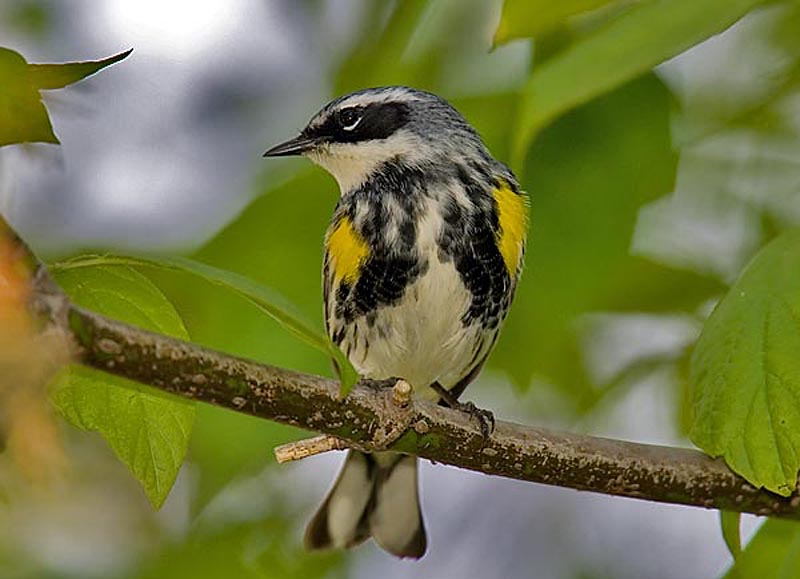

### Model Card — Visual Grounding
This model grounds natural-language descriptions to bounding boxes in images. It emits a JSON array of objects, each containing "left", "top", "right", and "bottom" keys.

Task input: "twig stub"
[{"left": 274, "top": 435, "right": 350, "bottom": 464}]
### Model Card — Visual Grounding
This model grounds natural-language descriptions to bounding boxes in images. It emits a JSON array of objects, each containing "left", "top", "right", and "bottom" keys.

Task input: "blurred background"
[{"left": 2, "top": 0, "right": 800, "bottom": 577}]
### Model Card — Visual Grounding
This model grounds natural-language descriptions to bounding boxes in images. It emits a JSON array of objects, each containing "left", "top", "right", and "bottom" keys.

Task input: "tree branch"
[{"left": 29, "top": 267, "right": 800, "bottom": 520}]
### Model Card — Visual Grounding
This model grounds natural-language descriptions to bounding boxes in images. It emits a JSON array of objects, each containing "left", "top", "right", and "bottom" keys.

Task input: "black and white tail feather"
[{"left": 304, "top": 451, "right": 427, "bottom": 558}]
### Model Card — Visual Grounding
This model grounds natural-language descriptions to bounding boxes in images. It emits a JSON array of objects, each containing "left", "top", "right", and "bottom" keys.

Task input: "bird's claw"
[
  {"left": 428, "top": 381, "right": 495, "bottom": 442},
  {"left": 455, "top": 400, "right": 495, "bottom": 440}
]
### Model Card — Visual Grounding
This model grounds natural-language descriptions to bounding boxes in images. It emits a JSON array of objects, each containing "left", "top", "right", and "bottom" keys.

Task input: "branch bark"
[{"left": 28, "top": 267, "right": 800, "bottom": 520}]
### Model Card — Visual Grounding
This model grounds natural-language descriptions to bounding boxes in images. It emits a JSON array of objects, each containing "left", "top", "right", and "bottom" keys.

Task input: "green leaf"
[
  {"left": 53, "top": 264, "right": 188, "bottom": 336},
  {"left": 27, "top": 48, "right": 132, "bottom": 90},
  {"left": 0, "top": 47, "right": 57, "bottom": 145},
  {"left": 51, "top": 254, "right": 359, "bottom": 393},
  {"left": 721, "top": 511, "right": 743, "bottom": 560},
  {"left": 691, "top": 231, "right": 800, "bottom": 496},
  {"left": 50, "top": 265, "right": 195, "bottom": 508},
  {"left": 726, "top": 520, "right": 800, "bottom": 579},
  {"left": 53, "top": 366, "right": 194, "bottom": 509},
  {"left": 510, "top": 0, "right": 767, "bottom": 168},
  {"left": 0, "top": 46, "right": 131, "bottom": 147},
  {"left": 494, "top": 0, "right": 619, "bottom": 45}
]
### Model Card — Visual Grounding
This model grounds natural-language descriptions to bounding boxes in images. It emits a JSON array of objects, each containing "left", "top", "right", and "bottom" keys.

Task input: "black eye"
[{"left": 337, "top": 107, "right": 362, "bottom": 131}]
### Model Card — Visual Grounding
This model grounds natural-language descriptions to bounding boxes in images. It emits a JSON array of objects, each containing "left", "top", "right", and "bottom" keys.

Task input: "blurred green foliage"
[
  {"left": 727, "top": 519, "right": 800, "bottom": 578},
  {"left": 3, "top": 0, "right": 800, "bottom": 576},
  {"left": 493, "top": 74, "right": 723, "bottom": 402},
  {"left": 132, "top": 512, "right": 344, "bottom": 579},
  {"left": 494, "top": 0, "right": 619, "bottom": 44},
  {"left": 501, "top": 0, "right": 769, "bottom": 165},
  {"left": 4, "top": 0, "right": 51, "bottom": 39},
  {"left": 720, "top": 511, "right": 742, "bottom": 560}
]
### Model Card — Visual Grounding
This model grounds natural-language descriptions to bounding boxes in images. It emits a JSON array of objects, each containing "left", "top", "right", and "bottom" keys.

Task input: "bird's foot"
[
  {"left": 429, "top": 382, "right": 495, "bottom": 440},
  {"left": 454, "top": 399, "right": 495, "bottom": 440}
]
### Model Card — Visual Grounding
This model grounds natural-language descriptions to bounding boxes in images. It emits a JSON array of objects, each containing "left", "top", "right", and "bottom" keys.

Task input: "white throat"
[
  {"left": 308, "top": 150, "right": 385, "bottom": 194},
  {"left": 306, "top": 132, "right": 426, "bottom": 195}
]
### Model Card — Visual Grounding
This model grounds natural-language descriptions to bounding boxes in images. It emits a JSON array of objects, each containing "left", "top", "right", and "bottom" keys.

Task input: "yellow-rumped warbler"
[{"left": 264, "top": 86, "right": 528, "bottom": 558}]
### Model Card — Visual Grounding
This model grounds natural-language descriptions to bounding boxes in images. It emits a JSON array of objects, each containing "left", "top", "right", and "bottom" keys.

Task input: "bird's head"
[{"left": 263, "top": 86, "right": 485, "bottom": 193}]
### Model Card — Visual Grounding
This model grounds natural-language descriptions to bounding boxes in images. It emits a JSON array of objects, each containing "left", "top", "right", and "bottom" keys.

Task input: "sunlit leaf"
[
  {"left": 494, "top": 0, "right": 619, "bottom": 45},
  {"left": 51, "top": 253, "right": 359, "bottom": 393},
  {"left": 691, "top": 231, "right": 800, "bottom": 496},
  {"left": 51, "top": 265, "right": 194, "bottom": 508},
  {"left": 511, "top": 0, "right": 767, "bottom": 168},
  {"left": 53, "top": 366, "right": 194, "bottom": 509}
]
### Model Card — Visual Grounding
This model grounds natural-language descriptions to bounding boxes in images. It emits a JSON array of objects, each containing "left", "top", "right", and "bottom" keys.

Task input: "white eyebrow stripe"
[
  {"left": 338, "top": 89, "right": 423, "bottom": 109},
  {"left": 306, "top": 88, "right": 424, "bottom": 132}
]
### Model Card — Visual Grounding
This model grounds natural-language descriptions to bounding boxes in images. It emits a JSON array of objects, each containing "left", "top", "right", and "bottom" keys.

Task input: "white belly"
[{"left": 341, "top": 255, "right": 483, "bottom": 399}]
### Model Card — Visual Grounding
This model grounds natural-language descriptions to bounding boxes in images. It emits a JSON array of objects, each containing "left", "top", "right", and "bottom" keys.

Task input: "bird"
[{"left": 263, "top": 86, "right": 528, "bottom": 559}]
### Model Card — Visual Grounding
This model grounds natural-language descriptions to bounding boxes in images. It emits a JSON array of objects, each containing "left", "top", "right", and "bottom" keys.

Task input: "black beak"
[{"left": 263, "top": 134, "right": 320, "bottom": 157}]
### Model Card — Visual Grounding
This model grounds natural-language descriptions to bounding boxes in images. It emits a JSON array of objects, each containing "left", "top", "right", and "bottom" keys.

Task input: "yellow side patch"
[
  {"left": 493, "top": 181, "right": 529, "bottom": 274},
  {"left": 326, "top": 216, "right": 369, "bottom": 284}
]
